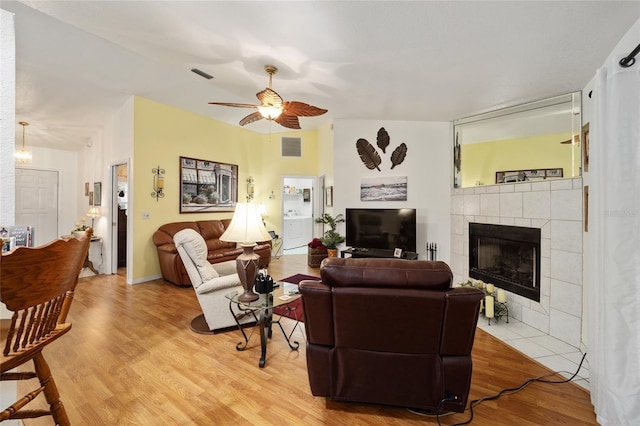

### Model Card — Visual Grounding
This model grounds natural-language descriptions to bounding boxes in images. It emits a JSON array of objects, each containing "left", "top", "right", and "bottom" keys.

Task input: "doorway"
[
  {"left": 282, "top": 176, "right": 315, "bottom": 254},
  {"left": 111, "top": 162, "right": 129, "bottom": 276},
  {"left": 15, "top": 168, "right": 59, "bottom": 246}
]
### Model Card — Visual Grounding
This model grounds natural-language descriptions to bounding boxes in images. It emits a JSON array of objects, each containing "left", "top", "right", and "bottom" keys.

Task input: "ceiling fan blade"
[
  {"left": 239, "top": 111, "right": 264, "bottom": 126},
  {"left": 283, "top": 101, "right": 328, "bottom": 117},
  {"left": 256, "top": 88, "right": 283, "bottom": 106},
  {"left": 560, "top": 135, "right": 580, "bottom": 144},
  {"left": 208, "top": 102, "right": 259, "bottom": 108},
  {"left": 275, "top": 113, "right": 301, "bottom": 129}
]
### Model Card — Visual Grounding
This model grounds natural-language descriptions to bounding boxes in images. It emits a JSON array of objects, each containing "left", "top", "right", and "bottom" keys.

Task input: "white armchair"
[{"left": 173, "top": 228, "right": 253, "bottom": 333}]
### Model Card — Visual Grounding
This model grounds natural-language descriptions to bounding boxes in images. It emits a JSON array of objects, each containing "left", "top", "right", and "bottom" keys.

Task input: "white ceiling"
[{"left": 4, "top": 0, "right": 640, "bottom": 151}]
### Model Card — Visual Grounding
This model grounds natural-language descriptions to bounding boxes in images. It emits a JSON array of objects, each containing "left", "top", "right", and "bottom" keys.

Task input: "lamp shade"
[
  {"left": 220, "top": 203, "right": 271, "bottom": 244},
  {"left": 87, "top": 207, "right": 100, "bottom": 218}
]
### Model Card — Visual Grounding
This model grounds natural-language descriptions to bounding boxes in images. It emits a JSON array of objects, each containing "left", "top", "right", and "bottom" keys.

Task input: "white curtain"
[{"left": 587, "top": 49, "right": 640, "bottom": 425}]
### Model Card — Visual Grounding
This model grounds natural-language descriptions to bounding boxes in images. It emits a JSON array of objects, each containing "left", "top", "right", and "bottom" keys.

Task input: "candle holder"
[
  {"left": 458, "top": 278, "right": 509, "bottom": 326},
  {"left": 487, "top": 302, "right": 509, "bottom": 326}
]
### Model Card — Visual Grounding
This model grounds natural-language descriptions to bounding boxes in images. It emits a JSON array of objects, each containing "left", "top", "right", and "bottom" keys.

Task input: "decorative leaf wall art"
[
  {"left": 390, "top": 143, "right": 407, "bottom": 169},
  {"left": 356, "top": 138, "right": 382, "bottom": 171},
  {"left": 377, "top": 127, "right": 390, "bottom": 153},
  {"left": 356, "top": 127, "right": 407, "bottom": 171}
]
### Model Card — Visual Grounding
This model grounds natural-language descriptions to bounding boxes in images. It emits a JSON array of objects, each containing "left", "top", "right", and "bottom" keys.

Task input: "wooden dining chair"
[{"left": 1, "top": 230, "right": 92, "bottom": 425}]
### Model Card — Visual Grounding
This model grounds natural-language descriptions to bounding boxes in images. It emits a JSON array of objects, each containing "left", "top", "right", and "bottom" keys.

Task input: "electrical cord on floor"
[{"left": 444, "top": 352, "right": 588, "bottom": 426}]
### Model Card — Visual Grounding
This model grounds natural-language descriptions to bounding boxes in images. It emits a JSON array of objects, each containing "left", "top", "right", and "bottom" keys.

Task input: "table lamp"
[
  {"left": 220, "top": 202, "right": 271, "bottom": 302},
  {"left": 87, "top": 206, "right": 100, "bottom": 228}
]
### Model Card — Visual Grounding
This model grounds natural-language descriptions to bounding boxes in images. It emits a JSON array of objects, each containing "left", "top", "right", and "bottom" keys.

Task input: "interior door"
[{"left": 15, "top": 168, "right": 59, "bottom": 246}]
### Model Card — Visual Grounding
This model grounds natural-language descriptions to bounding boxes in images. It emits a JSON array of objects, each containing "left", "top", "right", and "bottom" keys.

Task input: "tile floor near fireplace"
[{"left": 477, "top": 317, "right": 590, "bottom": 391}]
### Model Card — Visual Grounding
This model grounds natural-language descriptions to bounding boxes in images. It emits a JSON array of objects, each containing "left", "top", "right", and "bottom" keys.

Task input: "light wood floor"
[{"left": 18, "top": 254, "right": 597, "bottom": 425}]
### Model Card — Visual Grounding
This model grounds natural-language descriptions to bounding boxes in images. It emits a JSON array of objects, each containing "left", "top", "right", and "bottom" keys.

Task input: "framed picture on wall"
[
  {"left": 180, "top": 156, "right": 238, "bottom": 213},
  {"left": 84, "top": 182, "right": 90, "bottom": 196},
  {"left": 326, "top": 186, "right": 333, "bottom": 207},
  {"left": 89, "top": 191, "right": 94, "bottom": 206},
  {"left": 360, "top": 176, "right": 407, "bottom": 201},
  {"left": 93, "top": 182, "right": 102, "bottom": 206}
]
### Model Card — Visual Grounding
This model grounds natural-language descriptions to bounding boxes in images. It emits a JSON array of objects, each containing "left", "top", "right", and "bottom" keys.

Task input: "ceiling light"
[
  {"left": 15, "top": 122, "right": 32, "bottom": 164},
  {"left": 257, "top": 105, "right": 283, "bottom": 120}
]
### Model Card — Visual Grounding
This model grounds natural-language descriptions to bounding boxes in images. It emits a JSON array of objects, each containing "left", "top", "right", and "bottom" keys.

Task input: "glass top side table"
[{"left": 226, "top": 283, "right": 302, "bottom": 368}]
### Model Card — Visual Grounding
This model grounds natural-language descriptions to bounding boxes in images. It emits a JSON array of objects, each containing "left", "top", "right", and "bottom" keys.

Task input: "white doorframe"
[
  {"left": 110, "top": 160, "right": 132, "bottom": 284},
  {"left": 281, "top": 175, "right": 317, "bottom": 251}
]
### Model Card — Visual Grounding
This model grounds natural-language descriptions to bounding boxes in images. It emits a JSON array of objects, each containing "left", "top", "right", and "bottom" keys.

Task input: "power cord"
[
  {"left": 446, "top": 352, "right": 588, "bottom": 426},
  {"left": 408, "top": 353, "right": 587, "bottom": 425}
]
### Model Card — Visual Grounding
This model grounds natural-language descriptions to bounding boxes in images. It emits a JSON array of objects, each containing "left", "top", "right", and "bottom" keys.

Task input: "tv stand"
[{"left": 341, "top": 248, "right": 418, "bottom": 260}]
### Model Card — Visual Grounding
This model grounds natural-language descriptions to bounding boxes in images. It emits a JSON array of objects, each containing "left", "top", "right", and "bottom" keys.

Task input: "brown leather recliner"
[
  {"left": 299, "top": 257, "right": 484, "bottom": 413},
  {"left": 153, "top": 219, "right": 271, "bottom": 286}
]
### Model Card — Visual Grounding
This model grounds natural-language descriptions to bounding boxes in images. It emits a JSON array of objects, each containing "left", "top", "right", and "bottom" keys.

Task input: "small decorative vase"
[{"left": 327, "top": 249, "right": 338, "bottom": 258}]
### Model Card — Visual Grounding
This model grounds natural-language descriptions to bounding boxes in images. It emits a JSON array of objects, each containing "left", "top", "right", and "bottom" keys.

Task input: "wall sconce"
[
  {"left": 152, "top": 166, "right": 165, "bottom": 201},
  {"left": 246, "top": 176, "right": 255, "bottom": 201}
]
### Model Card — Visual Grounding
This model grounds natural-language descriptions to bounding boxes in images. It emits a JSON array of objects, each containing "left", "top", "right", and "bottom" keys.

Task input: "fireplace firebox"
[{"left": 469, "top": 223, "right": 541, "bottom": 302}]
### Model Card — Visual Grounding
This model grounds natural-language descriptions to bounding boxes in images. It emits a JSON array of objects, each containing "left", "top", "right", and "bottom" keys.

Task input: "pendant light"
[{"left": 15, "top": 121, "right": 33, "bottom": 164}]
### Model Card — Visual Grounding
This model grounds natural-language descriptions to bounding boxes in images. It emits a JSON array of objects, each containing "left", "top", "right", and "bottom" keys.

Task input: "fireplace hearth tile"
[
  {"left": 524, "top": 191, "right": 550, "bottom": 219},
  {"left": 550, "top": 250, "right": 582, "bottom": 284},
  {"left": 551, "top": 189, "right": 582, "bottom": 220},
  {"left": 550, "top": 279, "right": 582, "bottom": 317},
  {"left": 500, "top": 192, "right": 523, "bottom": 217},
  {"left": 531, "top": 181, "right": 551, "bottom": 191},
  {"left": 549, "top": 309, "right": 581, "bottom": 348},
  {"left": 506, "top": 338, "right": 554, "bottom": 358},
  {"left": 550, "top": 220, "right": 582, "bottom": 252},
  {"left": 530, "top": 334, "right": 580, "bottom": 355}
]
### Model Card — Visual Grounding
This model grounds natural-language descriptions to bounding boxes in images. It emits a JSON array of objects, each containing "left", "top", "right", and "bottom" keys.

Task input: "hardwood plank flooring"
[{"left": 17, "top": 254, "right": 597, "bottom": 425}]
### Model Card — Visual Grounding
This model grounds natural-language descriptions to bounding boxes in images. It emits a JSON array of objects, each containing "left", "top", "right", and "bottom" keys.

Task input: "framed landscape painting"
[
  {"left": 360, "top": 176, "right": 407, "bottom": 201},
  {"left": 180, "top": 156, "right": 238, "bottom": 213}
]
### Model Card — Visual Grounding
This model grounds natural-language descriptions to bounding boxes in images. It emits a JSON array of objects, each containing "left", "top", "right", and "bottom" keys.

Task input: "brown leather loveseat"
[
  {"left": 299, "top": 257, "right": 483, "bottom": 413},
  {"left": 153, "top": 219, "right": 271, "bottom": 286}
]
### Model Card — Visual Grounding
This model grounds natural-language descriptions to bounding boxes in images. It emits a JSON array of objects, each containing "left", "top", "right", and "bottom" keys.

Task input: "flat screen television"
[{"left": 346, "top": 208, "right": 416, "bottom": 252}]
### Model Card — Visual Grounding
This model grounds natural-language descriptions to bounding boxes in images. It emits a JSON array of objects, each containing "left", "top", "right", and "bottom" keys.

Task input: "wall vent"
[{"left": 282, "top": 137, "right": 302, "bottom": 157}]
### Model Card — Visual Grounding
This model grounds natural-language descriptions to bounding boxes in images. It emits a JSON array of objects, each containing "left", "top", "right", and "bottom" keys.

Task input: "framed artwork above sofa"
[{"left": 180, "top": 156, "right": 238, "bottom": 213}]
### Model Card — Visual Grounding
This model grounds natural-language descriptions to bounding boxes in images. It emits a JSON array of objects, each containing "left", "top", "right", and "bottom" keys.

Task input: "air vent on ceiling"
[
  {"left": 282, "top": 137, "right": 302, "bottom": 157},
  {"left": 191, "top": 68, "right": 214, "bottom": 80}
]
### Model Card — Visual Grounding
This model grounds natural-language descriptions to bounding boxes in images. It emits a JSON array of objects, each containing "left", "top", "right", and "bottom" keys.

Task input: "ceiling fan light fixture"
[
  {"left": 257, "top": 105, "right": 283, "bottom": 120},
  {"left": 15, "top": 121, "right": 33, "bottom": 164}
]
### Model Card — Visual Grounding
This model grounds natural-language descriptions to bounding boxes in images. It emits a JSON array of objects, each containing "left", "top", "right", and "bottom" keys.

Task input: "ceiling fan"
[
  {"left": 560, "top": 135, "right": 580, "bottom": 145},
  {"left": 209, "top": 65, "right": 327, "bottom": 130}
]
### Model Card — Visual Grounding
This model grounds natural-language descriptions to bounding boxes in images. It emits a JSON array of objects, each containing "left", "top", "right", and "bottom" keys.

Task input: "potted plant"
[{"left": 315, "top": 213, "right": 345, "bottom": 257}]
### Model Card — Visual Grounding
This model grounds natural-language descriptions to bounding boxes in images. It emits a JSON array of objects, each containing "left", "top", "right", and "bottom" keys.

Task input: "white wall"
[
  {"left": 333, "top": 120, "right": 452, "bottom": 261},
  {"left": 76, "top": 97, "right": 133, "bottom": 278},
  {"left": 0, "top": 8, "right": 16, "bottom": 227},
  {"left": 24, "top": 146, "right": 79, "bottom": 237},
  {"left": 0, "top": 9, "right": 18, "bottom": 418}
]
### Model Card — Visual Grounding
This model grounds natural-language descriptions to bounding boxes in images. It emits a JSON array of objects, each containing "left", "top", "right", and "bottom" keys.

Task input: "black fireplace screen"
[{"left": 469, "top": 223, "right": 541, "bottom": 302}]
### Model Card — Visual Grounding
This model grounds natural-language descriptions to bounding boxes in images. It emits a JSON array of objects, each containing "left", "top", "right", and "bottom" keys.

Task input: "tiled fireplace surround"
[{"left": 451, "top": 178, "right": 584, "bottom": 349}]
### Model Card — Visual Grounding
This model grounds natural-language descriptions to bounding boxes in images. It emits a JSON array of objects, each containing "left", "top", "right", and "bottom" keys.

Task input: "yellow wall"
[
  {"left": 131, "top": 97, "right": 318, "bottom": 282},
  {"left": 256, "top": 130, "right": 318, "bottom": 236},
  {"left": 461, "top": 133, "right": 580, "bottom": 187}
]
